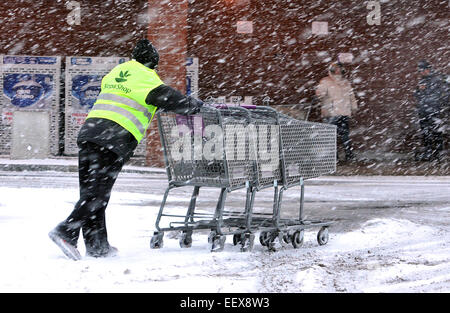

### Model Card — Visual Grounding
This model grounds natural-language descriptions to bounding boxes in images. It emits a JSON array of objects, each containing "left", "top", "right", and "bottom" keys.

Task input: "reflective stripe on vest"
[
  {"left": 89, "top": 103, "right": 147, "bottom": 135},
  {"left": 96, "top": 93, "right": 153, "bottom": 120},
  {"left": 89, "top": 92, "right": 157, "bottom": 142}
]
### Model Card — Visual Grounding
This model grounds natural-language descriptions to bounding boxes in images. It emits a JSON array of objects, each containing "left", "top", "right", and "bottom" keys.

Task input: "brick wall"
[
  {"left": 146, "top": 0, "right": 188, "bottom": 167},
  {"left": 187, "top": 0, "right": 449, "bottom": 158}
]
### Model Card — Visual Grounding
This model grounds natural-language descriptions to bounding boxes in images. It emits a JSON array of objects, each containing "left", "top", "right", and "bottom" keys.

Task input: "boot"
[
  {"left": 48, "top": 223, "right": 82, "bottom": 261},
  {"left": 86, "top": 245, "right": 119, "bottom": 258},
  {"left": 83, "top": 226, "right": 118, "bottom": 258}
]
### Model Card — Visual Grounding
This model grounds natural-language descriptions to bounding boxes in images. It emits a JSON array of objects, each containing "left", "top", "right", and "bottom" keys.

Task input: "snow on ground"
[{"left": 0, "top": 173, "right": 449, "bottom": 293}]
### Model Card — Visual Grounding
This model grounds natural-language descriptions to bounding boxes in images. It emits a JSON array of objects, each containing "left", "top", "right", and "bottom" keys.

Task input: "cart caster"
[
  {"left": 317, "top": 227, "right": 329, "bottom": 246},
  {"left": 266, "top": 236, "right": 278, "bottom": 252},
  {"left": 259, "top": 231, "right": 270, "bottom": 246},
  {"left": 150, "top": 231, "right": 164, "bottom": 249},
  {"left": 291, "top": 230, "right": 304, "bottom": 249},
  {"left": 179, "top": 231, "right": 193, "bottom": 248},
  {"left": 240, "top": 233, "right": 255, "bottom": 252},
  {"left": 282, "top": 232, "right": 292, "bottom": 245},
  {"left": 262, "top": 232, "right": 279, "bottom": 252},
  {"left": 260, "top": 232, "right": 278, "bottom": 251},
  {"left": 208, "top": 231, "right": 226, "bottom": 252},
  {"left": 233, "top": 233, "right": 243, "bottom": 246},
  {"left": 277, "top": 232, "right": 289, "bottom": 248}
]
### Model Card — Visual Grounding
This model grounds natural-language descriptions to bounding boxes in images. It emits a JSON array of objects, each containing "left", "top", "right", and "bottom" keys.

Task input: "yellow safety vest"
[{"left": 87, "top": 60, "right": 164, "bottom": 143}]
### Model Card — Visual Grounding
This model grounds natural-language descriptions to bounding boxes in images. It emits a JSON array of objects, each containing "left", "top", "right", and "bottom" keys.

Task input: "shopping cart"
[
  {"left": 256, "top": 112, "right": 336, "bottom": 251},
  {"left": 151, "top": 105, "right": 336, "bottom": 252},
  {"left": 151, "top": 105, "right": 259, "bottom": 252},
  {"left": 230, "top": 108, "right": 336, "bottom": 251},
  {"left": 227, "top": 106, "right": 283, "bottom": 250}
]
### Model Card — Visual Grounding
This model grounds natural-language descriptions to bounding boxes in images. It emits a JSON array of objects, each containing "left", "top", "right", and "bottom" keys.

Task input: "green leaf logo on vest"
[
  {"left": 104, "top": 70, "right": 132, "bottom": 93},
  {"left": 115, "top": 70, "right": 131, "bottom": 83}
]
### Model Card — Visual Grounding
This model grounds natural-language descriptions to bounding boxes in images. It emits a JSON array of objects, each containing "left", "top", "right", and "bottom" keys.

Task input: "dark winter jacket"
[
  {"left": 77, "top": 84, "right": 203, "bottom": 161},
  {"left": 414, "top": 72, "right": 448, "bottom": 118}
]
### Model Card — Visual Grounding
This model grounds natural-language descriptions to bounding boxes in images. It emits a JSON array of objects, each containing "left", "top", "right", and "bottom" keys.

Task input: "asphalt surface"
[{"left": 1, "top": 170, "right": 449, "bottom": 234}]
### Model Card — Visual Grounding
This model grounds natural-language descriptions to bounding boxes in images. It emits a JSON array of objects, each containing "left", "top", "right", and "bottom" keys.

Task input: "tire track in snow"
[{"left": 254, "top": 218, "right": 450, "bottom": 292}]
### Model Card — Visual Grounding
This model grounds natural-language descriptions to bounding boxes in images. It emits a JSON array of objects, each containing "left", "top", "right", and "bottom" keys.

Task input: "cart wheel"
[
  {"left": 282, "top": 232, "right": 292, "bottom": 244},
  {"left": 317, "top": 227, "right": 329, "bottom": 246},
  {"left": 259, "top": 232, "right": 270, "bottom": 246},
  {"left": 266, "top": 235, "right": 278, "bottom": 252},
  {"left": 233, "top": 233, "right": 243, "bottom": 246},
  {"left": 208, "top": 231, "right": 216, "bottom": 244},
  {"left": 150, "top": 232, "right": 164, "bottom": 249},
  {"left": 240, "top": 233, "right": 255, "bottom": 252},
  {"left": 291, "top": 230, "right": 304, "bottom": 249},
  {"left": 208, "top": 231, "right": 226, "bottom": 252},
  {"left": 179, "top": 231, "right": 192, "bottom": 248}
]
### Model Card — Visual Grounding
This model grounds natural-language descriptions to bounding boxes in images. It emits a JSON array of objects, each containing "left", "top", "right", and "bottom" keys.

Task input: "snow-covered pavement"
[{"left": 0, "top": 170, "right": 449, "bottom": 292}]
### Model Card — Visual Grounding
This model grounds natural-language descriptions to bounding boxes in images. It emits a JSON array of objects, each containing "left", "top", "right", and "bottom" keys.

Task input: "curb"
[{"left": 0, "top": 158, "right": 166, "bottom": 175}]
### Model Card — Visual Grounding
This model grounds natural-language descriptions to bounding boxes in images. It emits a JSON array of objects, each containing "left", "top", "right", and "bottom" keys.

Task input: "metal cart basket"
[
  {"left": 231, "top": 108, "right": 337, "bottom": 251},
  {"left": 151, "top": 106, "right": 259, "bottom": 251},
  {"left": 151, "top": 105, "right": 336, "bottom": 252},
  {"left": 254, "top": 112, "right": 337, "bottom": 250}
]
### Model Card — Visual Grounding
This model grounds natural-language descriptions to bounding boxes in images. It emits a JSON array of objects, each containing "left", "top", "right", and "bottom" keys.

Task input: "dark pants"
[
  {"left": 323, "top": 115, "right": 354, "bottom": 161},
  {"left": 56, "top": 142, "right": 124, "bottom": 254},
  {"left": 419, "top": 114, "right": 443, "bottom": 160}
]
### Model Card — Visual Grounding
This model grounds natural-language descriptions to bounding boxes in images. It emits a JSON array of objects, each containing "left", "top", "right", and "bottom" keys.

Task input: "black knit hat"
[{"left": 131, "top": 39, "right": 159, "bottom": 69}]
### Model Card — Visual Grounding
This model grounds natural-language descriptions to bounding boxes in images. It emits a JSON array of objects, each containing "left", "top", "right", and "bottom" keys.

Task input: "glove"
[
  {"left": 186, "top": 96, "right": 203, "bottom": 115},
  {"left": 172, "top": 96, "right": 203, "bottom": 115}
]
